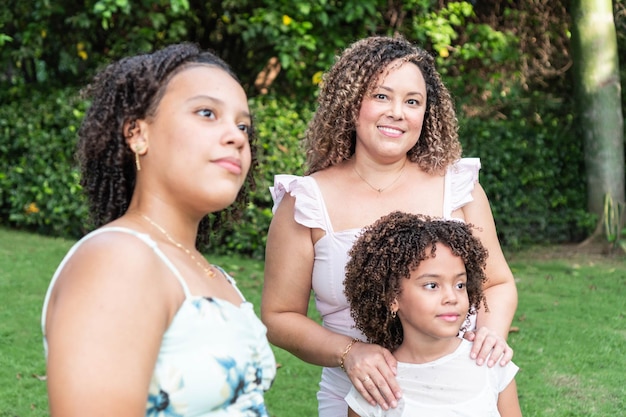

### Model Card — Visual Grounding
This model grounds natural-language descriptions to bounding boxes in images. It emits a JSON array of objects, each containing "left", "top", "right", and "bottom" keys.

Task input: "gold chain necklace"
[
  {"left": 140, "top": 214, "right": 215, "bottom": 278},
  {"left": 353, "top": 159, "right": 407, "bottom": 193}
]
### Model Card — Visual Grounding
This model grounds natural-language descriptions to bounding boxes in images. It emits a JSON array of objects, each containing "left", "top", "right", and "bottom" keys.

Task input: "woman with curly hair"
[
  {"left": 344, "top": 212, "right": 521, "bottom": 417},
  {"left": 41, "top": 43, "right": 275, "bottom": 416},
  {"left": 262, "top": 35, "right": 517, "bottom": 416}
]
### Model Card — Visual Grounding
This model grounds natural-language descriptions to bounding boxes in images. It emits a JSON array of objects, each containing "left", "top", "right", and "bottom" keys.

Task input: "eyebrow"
[
  {"left": 187, "top": 94, "right": 251, "bottom": 119},
  {"left": 415, "top": 272, "right": 467, "bottom": 280},
  {"left": 376, "top": 85, "right": 425, "bottom": 97}
]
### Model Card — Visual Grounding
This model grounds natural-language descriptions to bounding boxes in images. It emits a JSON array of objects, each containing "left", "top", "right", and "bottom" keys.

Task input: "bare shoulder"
[
  {"left": 44, "top": 229, "right": 177, "bottom": 414},
  {"left": 310, "top": 164, "right": 352, "bottom": 196},
  {"left": 48, "top": 228, "right": 179, "bottom": 319}
]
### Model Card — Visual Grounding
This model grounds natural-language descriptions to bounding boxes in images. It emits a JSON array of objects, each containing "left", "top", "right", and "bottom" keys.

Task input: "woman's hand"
[
  {"left": 464, "top": 326, "right": 513, "bottom": 367},
  {"left": 343, "top": 341, "right": 402, "bottom": 410}
]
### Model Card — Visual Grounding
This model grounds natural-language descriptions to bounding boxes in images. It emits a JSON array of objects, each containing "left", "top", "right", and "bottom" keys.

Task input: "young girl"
[
  {"left": 344, "top": 211, "right": 521, "bottom": 417},
  {"left": 41, "top": 43, "right": 275, "bottom": 416}
]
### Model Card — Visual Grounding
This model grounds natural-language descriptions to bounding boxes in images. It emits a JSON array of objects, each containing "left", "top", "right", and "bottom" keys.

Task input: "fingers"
[
  {"left": 462, "top": 329, "right": 476, "bottom": 342},
  {"left": 381, "top": 348, "right": 402, "bottom": 398},
  {"left": 382, "top": 348, "right": 398, "bottom": 375},
  {"left": 498, "top": 345, "right": 514, "bottom": 366},
  {"left": 345, "top": 344, "right": 402, "bottom": 410},
  {"left": 354, "top": 371, "right": 399, "bottom": 410},
  {"left": 469, "top": 327, "right": 513, "bottom": 367}
]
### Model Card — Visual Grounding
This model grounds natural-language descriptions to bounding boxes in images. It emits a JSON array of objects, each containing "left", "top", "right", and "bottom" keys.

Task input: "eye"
[
  {"left": 373, "top": 93, "right": 388, "bottom": 100},
  {"left": 197, "top": 108, "right": 215, "bottom": 119},
  {"left": 407, "top": 98, "right": 420, "bottom": 106},
  {"left": 238, "top": 123, "right": 251, "bottom": 135},
  {"left": 424, "top": 282, "right": 437, "bottom": 290},
  {"left": 456, "top": 282, "right": 466, "bottom": 290}
]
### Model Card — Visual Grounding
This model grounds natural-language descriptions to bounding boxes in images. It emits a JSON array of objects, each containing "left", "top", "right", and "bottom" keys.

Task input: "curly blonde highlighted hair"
[
  {"left": 305, "top": 35, "right": 461, "bottom": 175},
  {"left": 344, "top": 211, "right": 488, "bottom": 352}
]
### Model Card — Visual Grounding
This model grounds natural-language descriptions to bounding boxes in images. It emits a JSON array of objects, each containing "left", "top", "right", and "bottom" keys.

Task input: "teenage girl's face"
[
  {"left": 394, "top": 243, "right": 470, "bottom": 343},
  {"left": 140, "top": 64, "right": 252, "bottom": 214},
  {"left": 354, "top": 59, "right": 427, "bottom": 163}
]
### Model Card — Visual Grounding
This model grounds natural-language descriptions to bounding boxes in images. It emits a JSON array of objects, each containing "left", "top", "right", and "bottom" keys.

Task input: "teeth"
[{"left": 379, "top": 126, "right": 403, "bottom": 134}]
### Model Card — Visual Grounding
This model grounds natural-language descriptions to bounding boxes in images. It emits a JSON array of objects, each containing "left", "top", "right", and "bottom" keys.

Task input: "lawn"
[{"left": 0, "top": 227, "right": 624, "bottom": 416}]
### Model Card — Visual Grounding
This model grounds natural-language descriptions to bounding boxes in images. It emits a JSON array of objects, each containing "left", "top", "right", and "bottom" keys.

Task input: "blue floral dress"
[{"left": 42, "top": 227, "right": 276, "bottom": 417}]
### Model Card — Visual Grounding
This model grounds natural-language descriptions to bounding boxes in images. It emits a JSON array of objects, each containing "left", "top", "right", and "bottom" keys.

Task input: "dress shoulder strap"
[
  {"left": 41, "top": 227, "right": 194, "bottom": 354},
  {"left": 43, "top": 227, "right": 193, "bottom": 307}
]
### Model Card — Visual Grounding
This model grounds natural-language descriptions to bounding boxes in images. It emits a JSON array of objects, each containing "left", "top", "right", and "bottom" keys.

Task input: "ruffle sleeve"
[
  {"left": 270, "top": 174, "right": 328, "bottom": 231},
  {"left": 447, "top": 158, "right": 481, "bottom": 213}
]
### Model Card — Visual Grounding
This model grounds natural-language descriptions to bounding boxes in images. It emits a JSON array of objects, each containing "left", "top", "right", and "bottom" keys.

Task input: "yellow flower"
[
  {"left": 312, "top": 71, "right": 323, "bottom": 85},
  {"left": 282, "top": 15, "right": 293, "bottom": 26},
  {"left": 438, "top": 47, "right": 449, "bottom": 58},
  {"left": 77, "top": 43, "right": 88, "bottom": 60},
  {"left": 25, "top": 202, "right": 40, "bottom": 214}
]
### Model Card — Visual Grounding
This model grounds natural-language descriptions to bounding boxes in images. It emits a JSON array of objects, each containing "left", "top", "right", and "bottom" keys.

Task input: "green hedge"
[
  {"left": 459, "top": 94, "right": 595, "bottom": 248},
  {"left": 0, "top": 87, "right": 89, "bottom": 237},
  {"left": 0, "top": 87, "right": 593, "bottom": 255},
  {"left": 211, "top": 95, "right": 311, "bottom": 258}
]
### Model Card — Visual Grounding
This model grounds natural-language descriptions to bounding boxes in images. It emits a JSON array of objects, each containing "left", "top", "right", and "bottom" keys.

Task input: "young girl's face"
[
  {"left": 139, "top": 64, "right": 252, "bottom": 214},
  {"left": 393, "top": 242, "right": 470, "bottom": 342}
]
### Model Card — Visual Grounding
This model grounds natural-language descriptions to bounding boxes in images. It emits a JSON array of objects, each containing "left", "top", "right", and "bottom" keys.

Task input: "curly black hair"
[
  {"left": 76, "top": 42, "right": 257, "bottom": 244},
  {"left": 305, "top": 35, "right": 461, "bottom": 175},
  {"left": 344, "top": 211, "right": 488, "bottom": 352}
]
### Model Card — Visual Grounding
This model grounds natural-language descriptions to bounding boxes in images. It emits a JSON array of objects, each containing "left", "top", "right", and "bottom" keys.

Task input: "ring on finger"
[{"left": 362, "top": 376, "right": 371, "bottom": 383}]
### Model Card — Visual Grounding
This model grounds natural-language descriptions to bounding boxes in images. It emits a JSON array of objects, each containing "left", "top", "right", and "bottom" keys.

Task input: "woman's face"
[
  {"left": 140, "top": 64, "right": 252, "bottom": 214},
  {"left": 354, "top": 59, "right": 427, "bottom": 163}
]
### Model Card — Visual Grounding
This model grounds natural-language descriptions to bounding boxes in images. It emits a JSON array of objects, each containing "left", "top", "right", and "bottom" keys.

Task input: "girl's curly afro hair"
[{"left": 344, "top": 211, "right": 488, "bottom": 352}]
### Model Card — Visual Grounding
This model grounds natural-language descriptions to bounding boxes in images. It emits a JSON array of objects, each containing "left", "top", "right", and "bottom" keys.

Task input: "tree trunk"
[{"left": 571, "top": 0, "right": 625, "bottom": 217}]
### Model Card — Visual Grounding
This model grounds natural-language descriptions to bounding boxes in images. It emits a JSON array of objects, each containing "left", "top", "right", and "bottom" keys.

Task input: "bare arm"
[
  {"left": 497, "top": 379, "right": 523, "bottom": 417},
  {"left": 463, "top": 183, "right": 518, "bottom": 365},
  {"left": 45, "top": 234, "right": 174, "bottom": 417},
  {"left": 262, "top": 194, "right": 345, "bottom": 365},
  {"left": 262, "top": 194, "right": 401, "bottom": 409}
]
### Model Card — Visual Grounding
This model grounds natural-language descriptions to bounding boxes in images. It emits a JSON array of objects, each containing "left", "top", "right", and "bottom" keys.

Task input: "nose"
[
  {"left": 442, "top": 285, "right": 458, "bottom": 305},
  {"left": 223, "top": 122, "right": 249, "bottom": 148},
  {"left": 386, "top": 99, "right": 404, "bottom": 120}
]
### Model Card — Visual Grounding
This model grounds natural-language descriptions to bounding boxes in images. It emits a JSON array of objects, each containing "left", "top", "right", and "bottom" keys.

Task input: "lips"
[
  {"left": 377, "top": 125, "right": 404, "bottom": 137},
  {"left": 437, "top": 313, "right": 461, "bottom": 323},
  {"left": 214, "top": 157, "right": 242, "bottom": 175}
]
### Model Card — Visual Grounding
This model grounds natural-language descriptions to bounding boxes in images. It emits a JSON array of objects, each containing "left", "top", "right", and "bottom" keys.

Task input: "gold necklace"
[
  {"left": 140, "top": 214, "right": 215, "bottom": 278},
  {"left": 353, "top": 159, "right": 407, "bottom": 193}
]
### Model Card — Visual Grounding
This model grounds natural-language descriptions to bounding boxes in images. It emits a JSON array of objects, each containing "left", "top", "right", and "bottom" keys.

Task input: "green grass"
[
  {"left": 506, "top": 249, "right": 626, "bottom": 416},
  {"left": 1, "top": 228, "right": 624, "bottom": 416}
]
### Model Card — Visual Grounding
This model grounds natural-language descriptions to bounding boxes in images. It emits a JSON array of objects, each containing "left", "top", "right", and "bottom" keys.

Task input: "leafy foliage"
[
  {"left": 210, "top": 96, "right": 312, "bottom": 257},
  {"left": 0, "top": 87, "right": 89, "bottom": 237},
  {"left": 0, "top": 0, "right": 604, "bottom": 252},
  {"left": 460, "top": 93, "right": 595, "bottom": 247}
]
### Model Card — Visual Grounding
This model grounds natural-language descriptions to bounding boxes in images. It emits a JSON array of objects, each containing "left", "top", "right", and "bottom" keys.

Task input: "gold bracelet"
[{"left": 339, "top": 338, "right": 361, "bottom": 372}]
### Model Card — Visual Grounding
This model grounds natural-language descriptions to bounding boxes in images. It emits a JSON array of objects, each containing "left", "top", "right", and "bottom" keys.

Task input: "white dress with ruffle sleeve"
[{"left": 270, "top": 158, "right": 481, "bottom": 417}]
